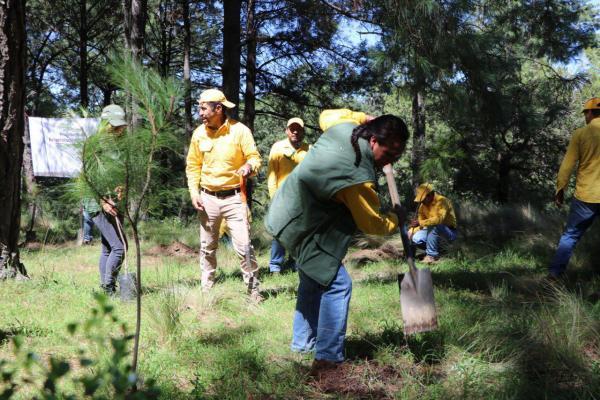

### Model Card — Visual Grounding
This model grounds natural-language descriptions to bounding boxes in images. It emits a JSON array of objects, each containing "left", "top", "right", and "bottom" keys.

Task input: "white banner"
[{"left": 28, "top": 117, "right": 100, "bottom": 178}]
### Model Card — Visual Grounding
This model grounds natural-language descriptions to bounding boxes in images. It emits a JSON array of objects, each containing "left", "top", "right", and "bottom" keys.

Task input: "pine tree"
[{"left": 79, "top": 52, "right": 181, "bottom": 373}]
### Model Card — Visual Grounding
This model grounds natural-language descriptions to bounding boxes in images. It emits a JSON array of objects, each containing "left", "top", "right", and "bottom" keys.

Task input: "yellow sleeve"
[
  {"left": 240, "top": 127, "right": 262, "bottom": 173},
  {"left": 420, "top": 200, "right": 447, "bottom": 227},
  {"left": 334, "top": 182, "right": 398, "bottom": 235},
  {"left": 319, "top": 109, "right": 368, "bottom": 131},
  {"left": 556, "top": 130, "right": 580, "bottom": 194},
  {"left": 267, "top": 144, "right": 280, "bottom": 198},
  {"left": 185, "top": 130, "right": 204, "bottom": 197}
]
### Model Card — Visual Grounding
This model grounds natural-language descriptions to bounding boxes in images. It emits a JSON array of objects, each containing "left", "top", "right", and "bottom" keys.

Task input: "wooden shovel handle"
[
  {"left": 383, "top": 164, "right": 417, "bottom": 275},
  {"left": 240, "top": 175, "right": 248, "bottom": 204}
]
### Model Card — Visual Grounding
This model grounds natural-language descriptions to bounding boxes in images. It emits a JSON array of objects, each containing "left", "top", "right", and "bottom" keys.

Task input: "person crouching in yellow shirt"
[
  {"left": 185, "top": 89, "right": 262, "bottom": 299},
  {"left": 409, "top": 183, "right": 457, "bottom": 263},
  {"left": 549, "top": 97, "right": 600, "bottom": 278},
  {"left": 267, "top": 117, "right": 310, "bottom": 274}
]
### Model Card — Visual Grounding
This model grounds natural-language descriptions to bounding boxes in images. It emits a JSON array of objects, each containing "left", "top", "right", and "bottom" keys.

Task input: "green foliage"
[
  {"left": 78, "top": 52, "right": 183, "bottom": 222},
  {"left": 0, "top": 294, "right": 160, "bottom": 399}
]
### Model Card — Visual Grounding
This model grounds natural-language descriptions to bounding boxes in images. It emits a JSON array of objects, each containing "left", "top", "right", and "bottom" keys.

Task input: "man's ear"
[{"left": 369, "top": 135, "right": 377, "bottom": 147}]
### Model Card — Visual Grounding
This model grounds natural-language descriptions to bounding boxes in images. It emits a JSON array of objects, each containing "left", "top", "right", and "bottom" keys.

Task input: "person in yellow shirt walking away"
[
  {"left": 549, "top": 97, "right": 600, "bottom": 278},
  {"left": 186, "top": 89, "right": 262, "bottom": 299},
  {"left": 267, "top": 117, "right": 310, "bottom": 273},
  {"left": 409, "top": 183, "right": 457, "bottom": 263}
]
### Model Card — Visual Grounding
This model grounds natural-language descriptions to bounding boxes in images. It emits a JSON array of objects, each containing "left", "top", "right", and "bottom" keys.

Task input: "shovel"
[
  {"left": 239, "top": 176, "right": 255, "bottom": 295},
  {"left": 383, "top": 164, "right": 438, "bottom": 335}
]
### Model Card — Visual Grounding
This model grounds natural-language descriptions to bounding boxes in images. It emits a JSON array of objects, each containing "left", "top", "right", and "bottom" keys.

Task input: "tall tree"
[
  {"left": 182, "top": 0, "right": 192, "bottom": 137},
  {"left": 0, "top": 0, "right": 28, "bottom": 278},
  {"left": 124, "top": 0, "right": 147, "bottom": 60},
  {"left": 243, "top": 0, "right": 256, "bottom": 131},
  {"left": 223, "top": 0, "right": 241, "bottom": 119}
]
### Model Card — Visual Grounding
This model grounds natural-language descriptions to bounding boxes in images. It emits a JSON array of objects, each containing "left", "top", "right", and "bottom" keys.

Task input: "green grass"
[{"left": 2, "top": 205, "right": 600, "bottom": 399}]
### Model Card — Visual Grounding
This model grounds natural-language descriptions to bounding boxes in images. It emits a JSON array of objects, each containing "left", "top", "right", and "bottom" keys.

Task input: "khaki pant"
[{"left": 199, "top": 191, "right": 258, "bottom": 290}]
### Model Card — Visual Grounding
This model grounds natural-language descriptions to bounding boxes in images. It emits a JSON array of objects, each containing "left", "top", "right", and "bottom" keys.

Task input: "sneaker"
[
  {"left": 82, "top": 239, "right": 93, "bottom": 245},
  {"left": 249, "top": 288, "right": 264, "bottom": 303},
  {"left": 422, "top": 255, "right": 440, "bottom": 264}
]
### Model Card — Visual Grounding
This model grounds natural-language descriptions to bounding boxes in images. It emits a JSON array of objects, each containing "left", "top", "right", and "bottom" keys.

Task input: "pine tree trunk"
[
  {"left": 22, "top": 115, "right": 38, "bottom": 242},
  {"left": 0, "top": 0, "right": 28, "bottom": 279},
  {"left": 243, "top": 0, "right": 256, "bottom": 133},
  {"left": 411, "top": 84, "right": 426, "bottom": 189},
  {"left": 497, "top": 152, "right": 511, "bottom": 204},
  {"left": 124, "top": 0, "right": 146, "bottom": 60},
  {"left": 182, "top": 0, "right": 192, "bottom": 138},
  {"left": 222, "top": 0, "right": 241, "bottom": 120},
  {"left": 79, "top": 0, "right": 88, "bottom": 108}
]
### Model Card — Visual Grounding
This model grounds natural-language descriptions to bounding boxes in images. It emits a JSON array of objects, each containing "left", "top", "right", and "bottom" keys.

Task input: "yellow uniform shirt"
[
  {"left": 418, "top": 193, "right": 457, "bottom": 229},
  {"left": 556, "top": 118, "right": 600, "bottom": 203},
  {"left": 267, "top": 139, "right": 310, "bottom": 198},
  {"left": 319, "top": 109, "right": 368, "bottom": 131},
  {"left": 318, "top": 108, "right": 396, "bottom": 235},
  {"left": 186, "top": 118, "right": 261, "bottom": 195},
  {"left": 334, "top": 182, "right": 399, "bottom": 236}
]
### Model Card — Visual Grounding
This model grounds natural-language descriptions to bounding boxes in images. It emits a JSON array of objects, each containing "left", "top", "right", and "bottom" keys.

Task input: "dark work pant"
[{"left": 92, "top": 212, "right": 125, "bottom": 289}]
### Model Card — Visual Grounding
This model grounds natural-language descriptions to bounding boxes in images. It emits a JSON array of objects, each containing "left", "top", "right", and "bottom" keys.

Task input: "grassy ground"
[{"left": 1, "top": 204, "right": 599, "bottom": 399}]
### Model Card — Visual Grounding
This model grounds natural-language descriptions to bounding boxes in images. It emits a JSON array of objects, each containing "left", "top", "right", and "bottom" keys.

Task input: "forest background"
[{"left": 20, "top": 0, "right": 600, "bottom": 239}]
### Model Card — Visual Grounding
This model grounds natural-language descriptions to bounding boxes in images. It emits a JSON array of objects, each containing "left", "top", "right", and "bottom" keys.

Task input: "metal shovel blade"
[{"left": 399, "top": 266, "right": 438, "bottom": 335}]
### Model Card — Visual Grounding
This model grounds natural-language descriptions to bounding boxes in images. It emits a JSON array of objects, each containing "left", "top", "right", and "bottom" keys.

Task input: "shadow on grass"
[
  {"left": 0, "top": 325, "right": 50, "bottom": 345},
  {"left": 345, "top": 321, "right": 446, "bottom": 365}
]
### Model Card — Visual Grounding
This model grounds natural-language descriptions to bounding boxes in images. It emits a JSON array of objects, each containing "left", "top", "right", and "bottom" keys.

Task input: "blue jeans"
[
  {"left": 93, "top": 212, "right": 125, "bottom": 290},
  {"left": 549, "top": 199, "right": 599, "bottom": 277},
  {"left": 83, "top": 210, "right": 95, "bottom": 242},
  {"left": 269, "top": 239, "right": 285, "bottom": 272},
  {"left": 291, "top": 265, "right": 352, "bottom": 362},
  {"left": 412, "top": 225, "right": 457, "bottom": 257},
  {"left": 269, "top": 239, "right": 297, "bottom": 272}
]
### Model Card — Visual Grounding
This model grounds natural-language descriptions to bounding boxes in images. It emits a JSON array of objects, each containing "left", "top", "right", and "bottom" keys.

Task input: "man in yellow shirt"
[
  {"left": 409, "top": 183, "right": 457, "bottom": 263},
  {"left": 549, "top": 97, "right": 600, "bottom": 278},
  {"left": 186, "top": 89, "right": 262, "bottom": 297},
  {"left": 267, "top": 117, "right": 310, "bottom": 273}
]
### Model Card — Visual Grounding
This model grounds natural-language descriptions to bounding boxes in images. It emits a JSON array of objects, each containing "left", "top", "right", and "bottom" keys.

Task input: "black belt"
[{"left": 201, "top": 187, "right": 240, "bottom": 198}]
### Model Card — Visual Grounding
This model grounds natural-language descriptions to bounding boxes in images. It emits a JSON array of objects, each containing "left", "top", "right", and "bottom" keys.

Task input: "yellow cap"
[
  {"left": 199, "top": 89, "right": 236, "bottom": 108},
  {"left": 582, "top": 97, "right": 600, "bottom": 112},
  {"left": 414, "top": 183, "right": 434, "bottom": 202},
  {"left": 287, "top": 117, "right": 304, "bottom": 127}
]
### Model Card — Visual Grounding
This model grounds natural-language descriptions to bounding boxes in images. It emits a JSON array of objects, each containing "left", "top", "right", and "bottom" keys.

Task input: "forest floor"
[{"left": 1, "top": 204, "right": 600, "bottom": 399}]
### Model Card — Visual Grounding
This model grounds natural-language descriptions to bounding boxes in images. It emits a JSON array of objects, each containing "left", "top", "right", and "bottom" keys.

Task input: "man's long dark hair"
[{"left": 350, "top": 115, "right": 409, "bottom": 166}]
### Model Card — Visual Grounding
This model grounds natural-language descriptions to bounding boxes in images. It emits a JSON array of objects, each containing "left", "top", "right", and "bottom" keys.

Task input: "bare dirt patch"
[
  {"left": 145, "top": 240, "right": 196, "bottom": 258},
  {"left": 308, "top": 360, "right": 403, "bottom": 399},
  {"left": 345, "top": 242, "right": 404, "bottom": 266}
]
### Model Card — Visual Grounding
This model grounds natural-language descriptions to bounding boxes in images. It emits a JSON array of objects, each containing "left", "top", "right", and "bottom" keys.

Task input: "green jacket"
[{"left": 265, "top": 122, "right": 377, "bottom": 286}]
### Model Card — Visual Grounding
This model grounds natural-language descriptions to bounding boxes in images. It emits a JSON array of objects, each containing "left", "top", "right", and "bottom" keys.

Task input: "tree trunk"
[
  {"left": 182, "top": 0, "right": 192, "bottom": 138},
  {"left": 411, "top": 84, "right": 426, "bottom": 189},
  {"left": 79, "top": 0, "right": 88, "bottom": 108},
  {"left": 22, "top": 114, "right": 38, "bottom": 242},
  {"left": 0, "top": 0, "right": 28, "bottom": 279},
  {"left": 124, "top": 0, "right": 147, "bottom": 60},
  {"left": 497, "top": 152, "right": 511, "bottom": 204},
  {"left": 243, "top": 0, "right": 256, "bottom": 133},
  {"left": 222, "top": 0, "right": 241, "bottom": 120},
  {"left": 101, "top": 87, "right": 113, "bottom": 106}
]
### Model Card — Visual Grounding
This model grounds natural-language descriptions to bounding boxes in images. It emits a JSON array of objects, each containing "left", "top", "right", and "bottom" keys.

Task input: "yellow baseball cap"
[
  {"left": 582, "top": 97, "right": 600, "bottom": 112},
  {"left": 199, "top": 89, "right": 236, "bottom": 108},
  {"left": 414, "top": 183, "right": 434, "bottom": 202},
  {"left": 287, "top": 117, "right": 304, "bottom": 127}
]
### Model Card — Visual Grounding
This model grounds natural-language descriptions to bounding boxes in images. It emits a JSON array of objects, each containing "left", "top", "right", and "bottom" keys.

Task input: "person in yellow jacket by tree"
[
  {"left": 186, "top": 89, "right": 262, "bottom": 299},
  {"left": 267, "top": 117, "right": 310, "bottom": 273},
  {"left": 549, "top": 97, "right": 600, "bottom": 278},
  {"left": 409, "top": 183, "right": 457, "bottom": 263}
]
